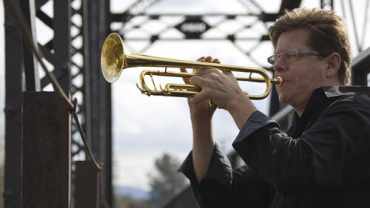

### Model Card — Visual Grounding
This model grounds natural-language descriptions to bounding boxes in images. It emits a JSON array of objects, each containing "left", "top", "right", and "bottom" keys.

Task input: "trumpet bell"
[{"left": 101, "top": 33, "right": 126, "bottom": 83}]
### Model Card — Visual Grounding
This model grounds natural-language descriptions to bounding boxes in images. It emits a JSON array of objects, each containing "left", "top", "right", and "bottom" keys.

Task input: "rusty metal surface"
[
  {"left": 22, "top": 92, "right": 70, "bottom": 208},
  {"left": 74, "top": 161, "right": 100, "bottom": 208}
]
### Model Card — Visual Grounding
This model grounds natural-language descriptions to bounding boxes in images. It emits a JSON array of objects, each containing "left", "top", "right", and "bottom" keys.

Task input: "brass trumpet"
[{"left": 100, "top": 33, "right": 282, "bottom": 99}]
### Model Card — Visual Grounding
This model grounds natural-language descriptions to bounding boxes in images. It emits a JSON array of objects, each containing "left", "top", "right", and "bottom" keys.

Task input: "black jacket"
[{"left": 180, "top": 87, "right": 370, "bottom": 208}]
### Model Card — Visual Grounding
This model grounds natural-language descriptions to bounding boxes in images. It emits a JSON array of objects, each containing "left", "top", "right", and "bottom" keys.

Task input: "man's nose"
[{"left": 273, "top": 58, "right": 287, "bottom": 73}]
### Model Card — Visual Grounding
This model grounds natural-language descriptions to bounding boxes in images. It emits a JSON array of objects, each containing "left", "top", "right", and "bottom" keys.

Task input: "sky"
[{"left": 0, "top": 0, "right": 370, "bottom": 192}]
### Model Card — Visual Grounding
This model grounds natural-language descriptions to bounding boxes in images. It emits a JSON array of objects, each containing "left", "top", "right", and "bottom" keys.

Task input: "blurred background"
[{"left": 0, "top": 0, "right": 370, "bottom": 207}]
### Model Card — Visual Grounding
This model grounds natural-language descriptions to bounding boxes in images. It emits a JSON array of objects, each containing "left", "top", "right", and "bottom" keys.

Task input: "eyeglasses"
[{"left": 267, "top": 49, "right": 321, "bottom": 65}]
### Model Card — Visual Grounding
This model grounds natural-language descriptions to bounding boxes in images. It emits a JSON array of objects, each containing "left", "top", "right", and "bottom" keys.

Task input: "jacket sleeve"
[
  {"left": 232, "top": 102, "right": 370, "bottom": 189},
  {"left": 179, "top": 144, "right": 273, "bottom": 208}
]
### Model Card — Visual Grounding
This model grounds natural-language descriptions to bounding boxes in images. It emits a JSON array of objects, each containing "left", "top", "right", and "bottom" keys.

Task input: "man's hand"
[
  {"left": 181, "top": 56, "right": 220, "bottom": 123},
  {"left": 189, "top": 58, "right": 257, "bottom": 129},
  {"left": 181, "top": 56, "right": 220, "bottom": 181}
]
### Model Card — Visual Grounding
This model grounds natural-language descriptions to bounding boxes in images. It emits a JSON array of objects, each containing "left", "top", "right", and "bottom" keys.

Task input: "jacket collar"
[{"left": 288, "top": 86, "right": 346, "bottom": 137}]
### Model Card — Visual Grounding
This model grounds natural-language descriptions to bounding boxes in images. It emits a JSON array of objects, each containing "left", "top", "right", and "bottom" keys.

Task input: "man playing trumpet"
[{"left": 180, "top": 8, "right": 370, "bottom": 208}]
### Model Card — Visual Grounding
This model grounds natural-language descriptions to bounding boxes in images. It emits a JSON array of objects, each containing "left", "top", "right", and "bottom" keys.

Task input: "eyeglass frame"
[{"left": 267, "top": 49, "right": 322, "bottom": 65}]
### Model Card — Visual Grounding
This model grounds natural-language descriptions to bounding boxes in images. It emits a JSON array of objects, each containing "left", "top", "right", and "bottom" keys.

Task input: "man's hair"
[{"left": 269, "top": 8, "right": 352, "bottom": 85}]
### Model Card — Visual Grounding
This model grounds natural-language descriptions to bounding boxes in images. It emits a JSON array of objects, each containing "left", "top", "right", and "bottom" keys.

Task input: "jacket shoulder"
[{"left": 326, "top": 94, "right": 370, "bottom": 114}]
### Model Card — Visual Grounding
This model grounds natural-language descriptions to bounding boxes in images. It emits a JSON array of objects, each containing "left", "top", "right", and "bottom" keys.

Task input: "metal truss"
[
  {"left": 36, "top": 0, "right": 112, "bottom": 205},
  {"left": 4, "top": 0, "right": 112, "bottom": 207},
  {"left": 4, "top": 0, "right": 75, "bottom": 206},
  {"left": 111, "top": 0, "right": 299, "bottom": 118},
  {"left": 320, "top": 0, "right": 370, "bottom": 55},
  {"left": 325, "top": 0, "right": 370, "bottom": 85},
  {"left": 36, "top": 0, "right": 86, "bottom": 159},
  {"left": 336, "top": 0, "right": 370, "bottom": 54},
  {"left": 112, "top": 5, "right": 283, "bottom": 68}
]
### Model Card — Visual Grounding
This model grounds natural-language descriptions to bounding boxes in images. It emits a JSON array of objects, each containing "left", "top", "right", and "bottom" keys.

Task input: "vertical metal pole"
[
  {"left": 83, "top": 0, "right": 112, "bottom": 206},
  {"left": 54, "top": 0, "right": 71, "bottom": 92},
  {"left": 3, "top": 0, "right": 24, "bottom": 207},
  {"left": 20, "top": 0, "right": 40, "bottom": 91}
]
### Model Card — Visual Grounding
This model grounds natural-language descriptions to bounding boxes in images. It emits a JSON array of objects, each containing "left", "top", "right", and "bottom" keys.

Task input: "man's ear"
[{"left": 325, "top": 52, "right": 341, "bottom": 79}]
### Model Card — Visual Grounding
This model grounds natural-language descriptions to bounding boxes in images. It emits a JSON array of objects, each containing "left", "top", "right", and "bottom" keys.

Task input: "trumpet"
[{"left": 100, "top": 33, "right": 282, "bottom": 100}]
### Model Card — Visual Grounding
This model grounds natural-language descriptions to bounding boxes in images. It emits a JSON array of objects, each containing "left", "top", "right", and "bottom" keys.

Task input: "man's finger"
[
  {"left": 190, "top": 89, "right": 210, "bottom": 104},
  {"left": 223, "top": 70, "right": 236, "bottom": 80},
  {"left": 180, "top": 67, "right": 190, "bottom": 84},
  {"left": 190, "top": 76, "right": 207, "bottom": 88},
  {"left": 204, "top": 56, "right": 212, "bottom": 62}
]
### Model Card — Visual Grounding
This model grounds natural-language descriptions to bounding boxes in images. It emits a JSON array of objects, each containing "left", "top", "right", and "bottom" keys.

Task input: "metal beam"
[
  {"left": 83, "top": 0, "right": 112, "bottom": 206},
  {"left": 20, "top": 0, "right": 40, "bottom": 91},
  {"left": 53, "top": 0, "right": 71, "bottom": 92},
  {"left": 4, "top": 0, "right": 26, "bottom": 207}
]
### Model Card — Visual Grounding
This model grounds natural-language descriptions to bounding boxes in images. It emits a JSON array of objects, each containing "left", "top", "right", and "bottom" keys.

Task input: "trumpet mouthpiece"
[{"left": 273, "top": 76, "right": 283, "bottom": 86}]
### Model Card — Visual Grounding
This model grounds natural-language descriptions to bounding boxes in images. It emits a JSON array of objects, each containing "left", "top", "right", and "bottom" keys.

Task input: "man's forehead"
[{"left": 275, "top": 29, "right": 311, "bottom": 50}]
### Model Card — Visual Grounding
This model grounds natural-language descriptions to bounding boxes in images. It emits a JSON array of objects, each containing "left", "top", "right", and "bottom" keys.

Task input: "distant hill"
[{"left": 114, "top": 185, "right": 150, "bottom": 200}]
